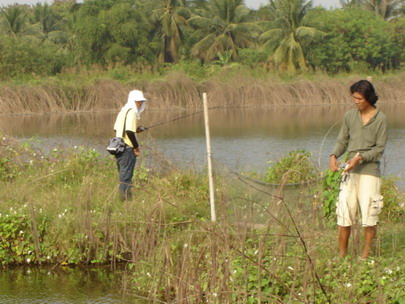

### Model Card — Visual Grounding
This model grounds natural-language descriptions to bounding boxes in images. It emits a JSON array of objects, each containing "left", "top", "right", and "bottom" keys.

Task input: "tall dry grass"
[
  {"left": 1, "top": 72, "right": 404, "bottom": 114},
  {"left": 0, "top": 134, "right": 403, "bottom": 303}
]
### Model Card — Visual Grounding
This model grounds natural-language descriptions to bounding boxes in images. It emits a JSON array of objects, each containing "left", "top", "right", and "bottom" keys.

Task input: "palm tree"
[
  {"left": 0, "top": 5, "right": 28, "bottom": 36},
  {"left": 362, "top": 0, "right": 402, "bottom": 20},
  {"left": 189, "top": 0, "right": 258, "bottom": 62},
  {"left": 259, "top": 0, "right": 323, "bottom": 72},
  {"left": 149, "top": 0, "right": 190, "bottom": 63},
  {"left": 31, "top": 3, "right": 60, "bottom": 34},
  {"left": 340, "top": 0, "right": 362, "bottom": 8}
]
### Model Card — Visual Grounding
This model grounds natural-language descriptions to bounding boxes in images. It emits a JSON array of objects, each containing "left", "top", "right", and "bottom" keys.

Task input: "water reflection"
[{"left": 0, "top": 266, "right": 137, "bottom": 304}]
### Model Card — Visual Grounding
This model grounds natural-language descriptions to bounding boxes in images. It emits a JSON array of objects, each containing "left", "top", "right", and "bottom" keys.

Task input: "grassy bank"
[
  {"left": 1, "top": 68, "right": 405, "bottom": 114},
  {"left": 0, "top": 135, "right": 404, "bottom": 303}
]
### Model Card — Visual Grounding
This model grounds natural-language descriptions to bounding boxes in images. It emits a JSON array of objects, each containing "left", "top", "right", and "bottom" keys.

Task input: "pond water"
[
  {"left": 0, "top": 266, "right": 142, "bottom": 303},
  {"left": 1, "top": 103, "right": 404, "bottom": 188}
]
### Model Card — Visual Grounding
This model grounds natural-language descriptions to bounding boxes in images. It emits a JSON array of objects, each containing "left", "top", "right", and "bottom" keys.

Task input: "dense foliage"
[{"left": 0, "top": 0, "right": 404, "bottom": 80}]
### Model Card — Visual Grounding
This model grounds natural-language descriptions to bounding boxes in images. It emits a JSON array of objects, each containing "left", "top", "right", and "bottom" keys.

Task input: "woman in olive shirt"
[{"left": 329, "top": 80, "right": 388, "bottom": 259}]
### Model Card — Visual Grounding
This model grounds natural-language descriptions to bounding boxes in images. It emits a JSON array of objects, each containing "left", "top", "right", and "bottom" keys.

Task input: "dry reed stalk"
[{"left": 1, "top": 73, "right": 404, "bottom": 114}]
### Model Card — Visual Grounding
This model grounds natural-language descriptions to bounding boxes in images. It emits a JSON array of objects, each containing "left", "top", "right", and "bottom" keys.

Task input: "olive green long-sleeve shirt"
[{"left": 331, "top": 108, "right": 388, "bottom": 177}]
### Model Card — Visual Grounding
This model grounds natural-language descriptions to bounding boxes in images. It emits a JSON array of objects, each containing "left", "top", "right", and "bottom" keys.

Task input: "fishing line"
[
  {"left": 141, "top": 106, "right": 221, "bottom": 131},
  {"left": 317, "top": 119, "right": 342, "bottom": 167}
]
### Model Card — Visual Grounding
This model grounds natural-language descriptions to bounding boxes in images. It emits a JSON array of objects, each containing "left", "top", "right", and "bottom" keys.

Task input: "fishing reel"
[{"left": 136, "top": 126, "right": 148, "bottom": 133}]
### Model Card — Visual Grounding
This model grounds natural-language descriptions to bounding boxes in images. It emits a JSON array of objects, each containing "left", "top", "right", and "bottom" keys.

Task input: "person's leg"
[
  {"left": 336, "top": 174, "right": 357, "bottom": 257},
  {"left": 362, "top": 226, "right": 376, "bottom": 259},
  {"left": 338, "top": 225, "right": 351, "bottom": 257},
  {"left": 358, "top": 175, "right": 382, "bottom": 259},
  {"left": 116, "top": 148, "right": 136, "bottom": 199}
]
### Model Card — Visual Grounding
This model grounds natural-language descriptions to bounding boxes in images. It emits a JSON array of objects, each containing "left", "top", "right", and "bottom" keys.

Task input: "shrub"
[{"left": 265, "top": 149, "right": 319, "bottom": 184}]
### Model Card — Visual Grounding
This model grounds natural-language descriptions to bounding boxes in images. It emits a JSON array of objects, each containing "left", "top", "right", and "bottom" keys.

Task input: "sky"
[{"left": 0, "top": 0, "right": 342, "bottom": 9}]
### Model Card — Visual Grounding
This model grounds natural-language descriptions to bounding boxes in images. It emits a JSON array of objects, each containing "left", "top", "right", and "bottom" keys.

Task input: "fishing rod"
[{"left": 138, "top": 107, "right": 219, "bottom": 132}]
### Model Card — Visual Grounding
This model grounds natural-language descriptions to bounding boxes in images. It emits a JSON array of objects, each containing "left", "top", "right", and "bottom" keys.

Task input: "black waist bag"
[
  {"left": 107, "top": 109, "right": 131, "bottom": 155},
  {"left": 106, "top": 137, "right": 126, "bottom": 155}
]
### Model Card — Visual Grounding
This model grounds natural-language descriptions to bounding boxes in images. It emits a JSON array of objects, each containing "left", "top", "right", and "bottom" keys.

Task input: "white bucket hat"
[
  {"left": 129, "top": 90, "right": 147, "bottom": 102},
  {"left": 122, "top": 90, "right": 147, "bottom": 119}
]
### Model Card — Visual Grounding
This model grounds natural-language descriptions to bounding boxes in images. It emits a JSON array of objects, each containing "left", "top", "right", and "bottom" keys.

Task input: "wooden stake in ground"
[{"left": 203, "top": 92, "right": 216, "bottom": 222}]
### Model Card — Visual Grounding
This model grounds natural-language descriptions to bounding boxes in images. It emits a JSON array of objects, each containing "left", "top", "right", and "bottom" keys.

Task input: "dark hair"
[{"left": 350, "top": 80, "right": 379, "bottom": 105}]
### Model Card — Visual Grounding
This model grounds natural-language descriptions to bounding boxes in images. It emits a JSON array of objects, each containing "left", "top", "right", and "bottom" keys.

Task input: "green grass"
[{"left": 0, "top": 135, "right": 404, "bottom": 303}]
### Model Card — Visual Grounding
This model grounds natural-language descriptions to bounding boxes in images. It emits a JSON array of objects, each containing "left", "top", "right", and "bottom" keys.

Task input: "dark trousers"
[{"left": 115, "top": 146, "right": 136, "bottom": 200}]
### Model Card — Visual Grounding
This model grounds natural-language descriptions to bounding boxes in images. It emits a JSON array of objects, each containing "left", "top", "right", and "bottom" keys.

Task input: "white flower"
[
  {"left": 58, "top": 214, "right": 62, "bottom": 218},
  {"left": 19, "top": 230, "right": 24, "bottom": 234},
  {"left": 254, "top": 250, "right": 259, "bottom": 255},
  {"left": 26, "top": 258, "right": 31, "bottom": 263},
  {"left": 346, "top": 283, "right": 352, "bottom": 288},
  {"left": 368, "top": 260, "right": 375, "bottom": 265},
  {"left": 146, "top": 272, "right": 151, "bottom": 277},
  {"left": 384, "top": 268, "right": 393, "bottom": 274},
  {"left": 184, "top": 243, "right": 188, "bottom": 248},
  {"left": 53, "top": 148, "right": 58, "bottom": 152},
  {"left": 47, "top": 256, "right": 51, "bottom": 260},
  {"left": 288, "top": 266, "right": 294, "bottom": 271},
  {"left": 213, "top": 293, "right": 217, "bottom": 297},
  {"left": 74, "top": 146, "right": 77, "bottom": 149}
]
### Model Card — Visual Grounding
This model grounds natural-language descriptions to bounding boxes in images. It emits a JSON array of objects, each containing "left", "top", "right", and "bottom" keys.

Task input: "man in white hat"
[{"left": 113, "top": 90, "right": 147, "bottom": 200}]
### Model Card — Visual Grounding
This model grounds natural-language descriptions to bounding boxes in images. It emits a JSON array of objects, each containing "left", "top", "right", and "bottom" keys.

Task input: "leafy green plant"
[
  {"left": 0, "top": 156, "right": 18, "bottom": 181},
  {"left": 380, "top": 176, "right": 405, "bottom": 223},
  {"left": 55, "top": 147, "right": 101, "bottom": 185},
  {"left": 265, "top": 149, "right": 319, "bottom": 184},
  {"left": 0, "top": 208, "right": 48, "bottom": 265},
  {"left": 321, "top": 169, "right": 341, "bottom": 219}
]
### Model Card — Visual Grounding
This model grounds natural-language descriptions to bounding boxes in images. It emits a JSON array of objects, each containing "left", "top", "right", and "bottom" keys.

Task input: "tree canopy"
[{"left": 0, "top": 0, "right": 404, "bottom": 80}]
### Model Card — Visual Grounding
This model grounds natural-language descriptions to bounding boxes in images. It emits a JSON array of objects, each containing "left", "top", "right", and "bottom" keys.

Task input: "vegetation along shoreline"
[
  {"left": 1, "top": 72, "right": 405, "bottom": 114},
  {"left": 0, "top": 136, "right": 403, "bottom": 302}
]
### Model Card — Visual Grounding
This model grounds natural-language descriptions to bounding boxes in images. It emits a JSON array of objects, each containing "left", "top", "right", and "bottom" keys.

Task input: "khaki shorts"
[{"left": 337, "top": 173, "right": 383, "bottom": 227}]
